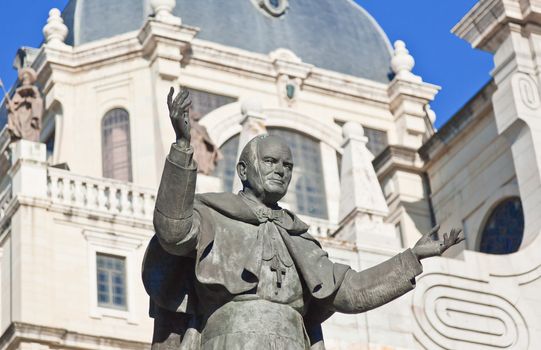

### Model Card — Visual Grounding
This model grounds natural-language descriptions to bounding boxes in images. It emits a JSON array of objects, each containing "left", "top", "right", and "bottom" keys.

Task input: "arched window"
[
  {"left": 101, "top": 108, "right": 132, "bottom": 182},
  {"left": 268, "top": 129, "right": 328, "bottom": 219},
  {"left": 479, "top": 197, "right": 524, "bottom": 254},
  {"left": 212, "top": 135, "right": 240, "bottom": 192}
]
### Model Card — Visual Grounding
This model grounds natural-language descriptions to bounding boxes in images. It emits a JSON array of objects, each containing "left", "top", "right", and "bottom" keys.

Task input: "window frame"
[
  {"left": 476, "top": 196, "right": 524, "bottom": 254},
  {"left": 96, "top": 253, "right": 128, "bottom": 311},
  {"left": 101, "top": 107, "right": 133, "bottom": 182},
  {"left": 84, "top": 229, "right": 140, "bottom": 323}
]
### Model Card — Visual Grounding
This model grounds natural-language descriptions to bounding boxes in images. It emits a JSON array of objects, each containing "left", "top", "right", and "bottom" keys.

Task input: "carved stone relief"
[
  {"left": 413, "top": 272, "right": 529, "bottom": 349},
  {"left": 512, "top": 73, "right": 541, "bottom": 110}
]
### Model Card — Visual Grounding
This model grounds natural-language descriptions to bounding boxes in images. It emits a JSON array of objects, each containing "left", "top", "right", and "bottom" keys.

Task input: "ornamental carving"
[
  {"left": 512, "top": 73, "right": 541, "bottom": 110},
  {"left": 413, "top": 273, "right": 529, "bottom": 349},
  {"left": 258, "top": 0, "right": 289, "bottom": 17}
]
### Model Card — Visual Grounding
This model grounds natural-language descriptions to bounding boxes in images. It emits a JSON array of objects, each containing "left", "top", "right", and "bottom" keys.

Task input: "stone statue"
[
  {"left": 189, "top": 114, "right": 222, "bottom": 175},
  {"left": 5, "top": 67, "right": 43, "bottom": 142},
  {"left": 142, "top": 87, "right": 464, "bottom": 350}
]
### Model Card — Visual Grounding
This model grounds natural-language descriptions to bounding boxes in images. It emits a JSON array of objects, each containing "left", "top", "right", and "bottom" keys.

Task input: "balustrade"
[{"left": 47, "top": 168, "right": 156, "bottom": 220}]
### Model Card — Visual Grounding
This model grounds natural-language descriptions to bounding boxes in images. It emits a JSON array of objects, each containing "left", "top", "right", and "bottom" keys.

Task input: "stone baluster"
[
  {"left": 48, "top": 173, "right": 59, "bottom": 200},
  {"left": 97, "top": 184, "right": 108, "bottom": 211},
  {"left": 56, "top": 179, "right": 65, "bottom": 202},
  {"left": 73, "top": 180, "right": 85, "bottom": 206},
  {"left": 110, "top": 187, "right": 120, "bottom": 213},
  {"left": 119, "top": 188, "right": 130, "bottom": 215},
  {"left": 144, "top": 193, "right": 155, "bottom": 219},
  {"left": 87, "top": 183, "right": 98, "bottom": 209},
  {"left": 133, "top": 192, "right": 143, "bottom": 217}
]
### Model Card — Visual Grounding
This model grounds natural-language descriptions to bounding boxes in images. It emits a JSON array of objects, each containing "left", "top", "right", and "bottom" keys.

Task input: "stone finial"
[
  {"left": 342, "top": 121, "right": 365, "bottom": 142},
  {"left": 241, "top": 98, "right": 263, "bottom": 119},
  {"left": 150, "top": 0, "right": 181, "bottom": 25},
  {"left": 391, "top": 40, "right": 417, "bottom": 80},
  {"left": 43, "top": 8, "right": 69, "bottom": 47}
]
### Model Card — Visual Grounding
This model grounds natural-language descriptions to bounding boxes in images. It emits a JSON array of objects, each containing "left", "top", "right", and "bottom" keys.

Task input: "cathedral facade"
[{"left": 0, "top": 0, "right": 540, "bottom": 348}]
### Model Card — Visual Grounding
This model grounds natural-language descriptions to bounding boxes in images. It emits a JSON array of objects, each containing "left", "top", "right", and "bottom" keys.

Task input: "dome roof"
[{"left": 61, "top": 0, "right": 393, "bottom": 83}]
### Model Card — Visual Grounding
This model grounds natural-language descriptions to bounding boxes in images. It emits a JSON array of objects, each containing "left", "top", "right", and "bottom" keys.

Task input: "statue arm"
[
  {"left": 153, "top": 143, "right": 200, "bottom": 256},
  {"left": 330, "top": 248, "right": 422, "bottom": 314}
]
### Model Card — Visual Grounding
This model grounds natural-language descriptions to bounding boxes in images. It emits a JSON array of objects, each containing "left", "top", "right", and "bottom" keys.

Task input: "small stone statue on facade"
[
  {"left": 189, "top": 115, "right": 222, "bottom": 175},
  {"left": 142, "top": 87, "right": 464, "bottom": 350},
  {"left": 4, "top": 67, "right": 43, "bottom": 142}
]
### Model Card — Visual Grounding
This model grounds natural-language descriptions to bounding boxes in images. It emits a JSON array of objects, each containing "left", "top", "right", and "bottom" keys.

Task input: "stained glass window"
[
  {"left": 268, "top": 129, "right": 328, "bottom": 219},
  {"left": 102, "top": 108, "right": 132, "bottom": 182},
  {"left": 364, "top": 127, "right": 388, "bottom": 157},
  {"left": 479, "top": 197, "right": 524, "bottom": 254},
  {"left": 212, "top": 135, "right": 240, "bottom": 192},
  {"left": 96, "top": 254, "right": 127, "bottom": 310},
  {"left": 269, "top": 0, "right": 280, "bottom": 8},
  {"left": 187, "top": 88, "right": 236, "bottom": 121}
]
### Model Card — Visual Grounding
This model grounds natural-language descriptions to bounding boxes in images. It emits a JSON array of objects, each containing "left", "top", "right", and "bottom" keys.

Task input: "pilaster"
[{"left": 454, "top": 0, "right": 541, "bottom": 247}]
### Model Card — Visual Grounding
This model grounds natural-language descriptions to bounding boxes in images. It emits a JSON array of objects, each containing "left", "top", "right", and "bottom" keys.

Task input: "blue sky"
[{"left": 0, "top": 0, "right": 492, "bottom": 128}]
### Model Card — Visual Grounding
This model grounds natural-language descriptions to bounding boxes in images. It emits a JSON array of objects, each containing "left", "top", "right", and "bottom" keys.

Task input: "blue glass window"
[
  {"left": 96, "top": 254, "right": 127, "bottom": 310},
  {"left": 212, "top": 135, "right": 240, "bottom": 192},
  {"left": 479, "top": 197, "right": 524, "bottom": 254},
  {"left": 269, "top": 0, "right": 280, "bottom": 8}
]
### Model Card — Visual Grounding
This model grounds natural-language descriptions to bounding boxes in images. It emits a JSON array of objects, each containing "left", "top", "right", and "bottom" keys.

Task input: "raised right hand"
[{"left": 167, "top": 87, "right": 192, "bottom": 149}]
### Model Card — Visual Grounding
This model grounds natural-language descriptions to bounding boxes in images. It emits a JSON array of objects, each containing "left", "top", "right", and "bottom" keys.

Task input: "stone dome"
[{"left": 61, "top": 0, "right": 393, "bottom": 83}]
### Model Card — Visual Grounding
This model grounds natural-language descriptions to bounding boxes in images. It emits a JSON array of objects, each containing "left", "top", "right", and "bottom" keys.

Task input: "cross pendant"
[{"left": 270, "top": 257, "right": 286, "bottom": 288}]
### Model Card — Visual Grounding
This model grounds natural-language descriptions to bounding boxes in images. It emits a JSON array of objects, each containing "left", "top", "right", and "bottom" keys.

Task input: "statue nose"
[{"left": 275, "top": 163, "right": 284, "bottom": 175}]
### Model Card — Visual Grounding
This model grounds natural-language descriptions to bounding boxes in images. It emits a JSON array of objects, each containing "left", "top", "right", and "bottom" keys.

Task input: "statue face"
[{"left": 239, "top": 136, "right": 293, "bottom": 205}]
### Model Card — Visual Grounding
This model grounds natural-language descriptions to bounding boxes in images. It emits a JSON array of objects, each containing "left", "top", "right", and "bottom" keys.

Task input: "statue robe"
[{"left": 143, "top": 144, "right": 423, "bottom": 350}]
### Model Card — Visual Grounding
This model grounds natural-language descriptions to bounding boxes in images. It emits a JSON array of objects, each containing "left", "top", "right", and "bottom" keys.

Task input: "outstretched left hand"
[{"left": 412, "top": 225, "right": 464, "bottom": 261}]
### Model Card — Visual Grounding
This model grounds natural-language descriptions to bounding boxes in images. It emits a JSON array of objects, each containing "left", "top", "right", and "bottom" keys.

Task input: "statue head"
[
  {"left": 18, "top": 67, "right": 37, "bottom": 86},
  {"left": 237, "top": 135, "right": 293, "bottom": 206}
]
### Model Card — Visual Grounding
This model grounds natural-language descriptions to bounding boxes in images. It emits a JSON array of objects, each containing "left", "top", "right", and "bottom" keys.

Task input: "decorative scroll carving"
[
  {"left": 413, "top": 273, "right": 529, "bottom": 349},
  {"left": 513, "top": 73, "right": 541, "bottom": 110}
]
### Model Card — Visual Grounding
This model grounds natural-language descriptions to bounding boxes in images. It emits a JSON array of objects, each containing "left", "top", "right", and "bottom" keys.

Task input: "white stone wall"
[{"left": 426, "top": 104, "right": 516, "bottom": 253}]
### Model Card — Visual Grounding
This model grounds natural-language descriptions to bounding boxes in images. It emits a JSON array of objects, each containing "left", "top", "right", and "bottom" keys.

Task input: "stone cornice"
[
  {"left": 0, "top": 322, "right": 149, "bottom": 350},
  {"left": 419, "top": 80, "right": 496, "bottom": 162},
  {"left": 372, "top": 145, "right": 423, "bottom": 179},
  {"left": 30, "top": 18, "right": 392, "bottom": 107},
  {"left": 452, "top": 0, "right": 541, "bottom": 52},
  {"left": 387, "top": 77, "right": 441, "bottom": 105}
]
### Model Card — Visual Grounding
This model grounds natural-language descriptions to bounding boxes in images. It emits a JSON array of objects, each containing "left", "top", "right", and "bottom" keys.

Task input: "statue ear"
[{"left": 237, "top": 161, "right": 247, "bottom": 182}]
